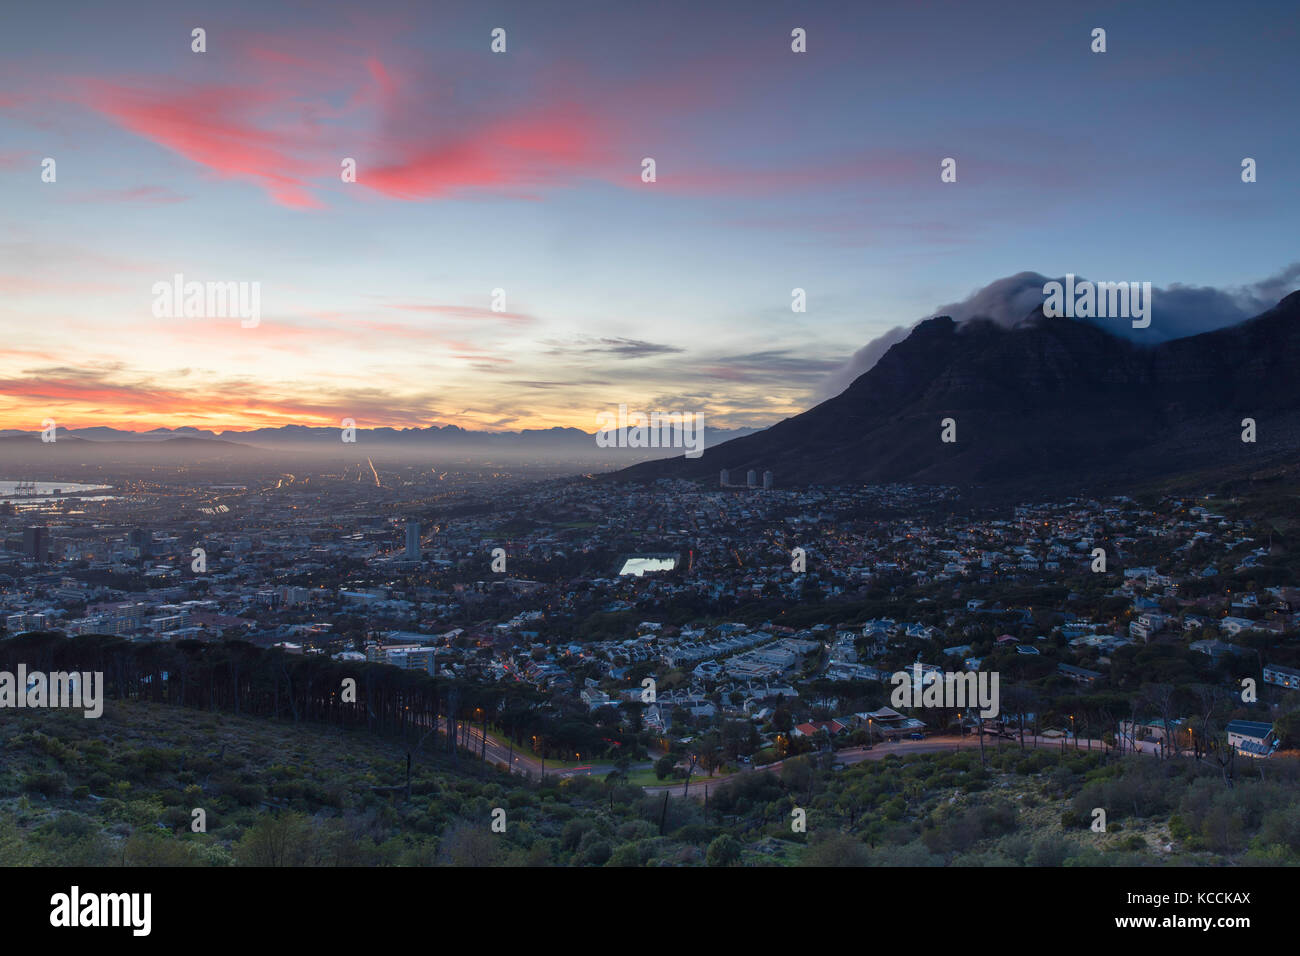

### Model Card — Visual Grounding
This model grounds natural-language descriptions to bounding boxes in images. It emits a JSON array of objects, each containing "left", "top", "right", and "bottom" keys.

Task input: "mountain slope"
[{"left": 616, "top": 291, "right": 1300, "bottom": 493}]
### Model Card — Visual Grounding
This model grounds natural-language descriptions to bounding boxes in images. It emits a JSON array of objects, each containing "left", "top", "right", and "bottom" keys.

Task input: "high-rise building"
[
  {"left": 128, "top": 528, "right": 153, "bottom": 558},
  {"left": 22, "top": 526, "right": 47, "bottom": 562},
  {"left": 405, "top": 520, "right": 421, "bottom": 561},
  {"left": 763, "top": 470, "right": 774, "bottom": 490},
  {"left": 282, "top": 586, "right": 311, "bottom": 607},
  {"left": 719, "top": 469, "right": 730, "bottom": 487},
  {"left": 746, "top": 470, "right": 758, "bottom": 488}
]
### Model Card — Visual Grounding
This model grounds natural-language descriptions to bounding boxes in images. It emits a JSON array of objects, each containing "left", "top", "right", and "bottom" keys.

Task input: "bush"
[
  {"left": 800, "top": 833, "right": 871, "bottom": 866},
  {"left": 43, "top": 813, "right": 95, "bottom": 839},
  {"left": 1028, "top": 835, "right": 1071, "bottom": 867},
  {"left": 672, "top": 823, "right": 712, "bottom": 845},
  {"left": 1254, "top": 806, "right": 1300, "bottom": 856},
  {"left": 220, "top": 780, "right": 264, "bottom": 806},
  {"left": 22, "top": 772, "right": 65, "bottom": 797},
  {"left": 706, "top": 834, "right": 742, "bottom": 867},
  {"left": 560, "top": 818, "right": 594, "bottom": 851},
  {"left": 578, "top": 836, "right": 611, "bottom": 866},
  {"left": 125, "top": 831, "right": 200, "bottom": 866}
]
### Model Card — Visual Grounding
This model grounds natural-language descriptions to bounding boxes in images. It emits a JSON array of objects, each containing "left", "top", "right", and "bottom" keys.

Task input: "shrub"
[
  {"left": 706, "top": 834, "right": 742, "bottom": 867},
  {"left": 22, "top": 772, "right": 65, "bottom": 797}
]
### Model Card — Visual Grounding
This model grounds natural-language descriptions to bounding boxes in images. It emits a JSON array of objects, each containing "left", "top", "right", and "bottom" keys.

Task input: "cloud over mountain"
[{"left": 819, "top": 264, "right": 1300, "bottom": 399}]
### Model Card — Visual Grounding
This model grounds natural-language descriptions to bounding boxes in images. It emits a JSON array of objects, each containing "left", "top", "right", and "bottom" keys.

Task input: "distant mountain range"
[
  {"left": 0, "top": 423, "right": 760, "bottom": 468},
  {"left": 616, "top": 290, "right": 1300, "bottom": 494}
]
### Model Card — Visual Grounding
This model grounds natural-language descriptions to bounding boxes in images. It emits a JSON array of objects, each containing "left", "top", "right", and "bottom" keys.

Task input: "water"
[{"left": 0, "top": 479, "right": 113, "bottom": 504}]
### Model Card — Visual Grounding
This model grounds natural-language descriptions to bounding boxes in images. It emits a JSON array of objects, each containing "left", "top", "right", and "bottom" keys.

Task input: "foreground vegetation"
[{"left": 2, "top": 700, "right": 1297, "bottom": 866}]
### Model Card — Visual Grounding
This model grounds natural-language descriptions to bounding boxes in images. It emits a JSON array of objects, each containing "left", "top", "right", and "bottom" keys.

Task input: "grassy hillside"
[
  {"left": 753, "top": 746, "right": 1300, "bottom": 866},
  {"left": 3, "top": 701, "right": 1297, "bottom": 866}
]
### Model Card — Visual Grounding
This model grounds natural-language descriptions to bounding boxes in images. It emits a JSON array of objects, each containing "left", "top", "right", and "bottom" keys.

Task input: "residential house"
[
  {"left": 1225, "top": 720, "right": 1278, "bottom": 758},
  {"left": 1262, "top": 663, "right": 1300, "bottom": 692}
]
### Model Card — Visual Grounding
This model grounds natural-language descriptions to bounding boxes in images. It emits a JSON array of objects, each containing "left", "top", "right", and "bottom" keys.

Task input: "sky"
[{"left": 1, "top": 0, "right": 1297, "bottom": 433}]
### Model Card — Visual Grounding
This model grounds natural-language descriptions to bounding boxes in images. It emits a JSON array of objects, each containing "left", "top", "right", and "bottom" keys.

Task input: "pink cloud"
[
  {"left": 81, "top": 81, "right": 327, "bottom": 209},
  {"left": 0, "top": 363, "right": 468, "bottom": 431},
  {"left": 48, "top": 28, "right": 912, "bottom": 210}
]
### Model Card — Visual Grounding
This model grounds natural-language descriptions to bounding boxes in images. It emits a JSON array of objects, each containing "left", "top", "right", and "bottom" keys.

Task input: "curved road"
[
  {"left": 643, "top": 732, "right": 1108, "bottom": 799},
  {"left": 449, "top": 724, "right": 1107, "bottom": 798}
]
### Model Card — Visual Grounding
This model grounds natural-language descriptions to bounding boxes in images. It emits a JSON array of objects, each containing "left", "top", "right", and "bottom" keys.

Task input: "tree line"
[{"left": 0, "top": 632, "right": 629, "bottom": 764}]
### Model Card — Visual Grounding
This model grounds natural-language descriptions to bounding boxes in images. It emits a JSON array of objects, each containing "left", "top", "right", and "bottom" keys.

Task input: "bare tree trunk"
[{"left": 682, "top": 753, "right": 698, "bottom": 797}]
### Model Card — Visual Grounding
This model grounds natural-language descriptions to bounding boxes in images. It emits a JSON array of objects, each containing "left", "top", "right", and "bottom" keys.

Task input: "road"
[
  {"left": 432, "top": 723, "right": 1107, "bottom": 797},
  {"left": 642, "top": 732, "right": 1109, "bottom": 799},
  {"left": 451, "top": 724, "right": 635, "bottom": 780}
]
